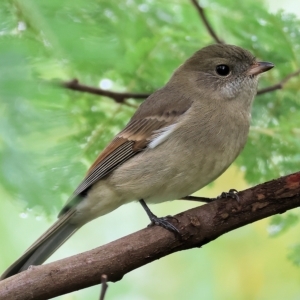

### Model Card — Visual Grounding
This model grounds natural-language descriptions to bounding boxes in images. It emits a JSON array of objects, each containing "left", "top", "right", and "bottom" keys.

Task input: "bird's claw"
[
  {"left": 218, "top": 189, "right": 240, "bottom": 202},
  {"left": 165, "top": 215, "right": 179, "bottom": 223},
  {"left": 148, "top": 215, "right": 180, "bottom": 236}
]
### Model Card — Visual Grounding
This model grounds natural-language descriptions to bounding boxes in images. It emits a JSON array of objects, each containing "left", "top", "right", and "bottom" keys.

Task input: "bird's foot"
[
  {"left": 217, "top": 189, "right": 240, "bottom": 202},
  {"left": 148, "top": 214, "right": 180, "bottom": 236},
  {"left": 139, "top": 199, "right": 180, "bottom": 236}
]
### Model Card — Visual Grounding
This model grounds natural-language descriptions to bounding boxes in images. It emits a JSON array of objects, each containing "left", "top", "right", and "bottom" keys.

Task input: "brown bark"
[
  {"left": 0, "top": 172, "right": 300, "bottom": 300},
  {"left": 63, "top": 79, "right": 150, "bottom": 103}
]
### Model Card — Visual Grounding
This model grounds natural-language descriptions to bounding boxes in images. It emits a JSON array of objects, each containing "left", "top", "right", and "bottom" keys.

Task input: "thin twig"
[
  {"left": 190, "top": 0, "right": 224, "bottom": 44},
  {"left": 63, "top": 79, "right": 150, "bottom": 103},
  {"left": 99, "top": 274, "right": 108, "bottom": 300},
  {"left": 257, "top": 69, "right": 300, "bottom": 95}
]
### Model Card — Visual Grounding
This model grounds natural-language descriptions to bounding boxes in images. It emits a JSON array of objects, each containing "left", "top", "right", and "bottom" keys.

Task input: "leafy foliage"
[
  {"left": 288, "top": 243, "right": 300, "bottom": 266},
  {"left": 268, "top": 214, "right": 299, "bottom": 237}
]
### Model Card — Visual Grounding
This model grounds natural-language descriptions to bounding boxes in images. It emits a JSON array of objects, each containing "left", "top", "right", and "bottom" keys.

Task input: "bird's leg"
[
  {"left": 181, "top": 195, "right": 215, "bottom": 203},
  {"left": 139, "top": 199, "right": 180, "bottom": 236},
  {"left": 217, "top": 188, "right": 240, "bottom": 202}
]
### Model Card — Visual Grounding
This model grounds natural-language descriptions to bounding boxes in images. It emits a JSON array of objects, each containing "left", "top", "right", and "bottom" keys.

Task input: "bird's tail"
[{"left": 1, "top": 209, "right": 79, "bottom": 280}]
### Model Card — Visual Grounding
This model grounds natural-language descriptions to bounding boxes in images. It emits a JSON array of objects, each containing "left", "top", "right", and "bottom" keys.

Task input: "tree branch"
[
  {"left": 257, "top": 69, "right": 300, "bottom": 95},
  {"left": 190, "top": 0, "right": 224, "bottom": 44},
  {"left": 63, "top": 79, "right": 150, "bottom": 103},
  {"left": 1, "top": 172, "right": 300, "bottom": 300}
]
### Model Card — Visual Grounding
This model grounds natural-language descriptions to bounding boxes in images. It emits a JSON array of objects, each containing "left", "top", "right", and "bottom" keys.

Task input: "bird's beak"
[{"left": 247, "top": 61, "right": 274, "bottom": 76}]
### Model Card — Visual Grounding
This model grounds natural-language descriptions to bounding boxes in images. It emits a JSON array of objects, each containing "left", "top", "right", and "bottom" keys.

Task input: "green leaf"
[
  {"left": 268, "top": 214, "right": 299, "bottom": 237},
  {"left": 288, "top": 244, "right": 300, "bottom": 266}
]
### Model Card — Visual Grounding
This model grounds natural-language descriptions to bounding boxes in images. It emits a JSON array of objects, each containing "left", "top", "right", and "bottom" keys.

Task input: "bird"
[{"left": 1, "top": 44, "right": 274, "bottom": 279}]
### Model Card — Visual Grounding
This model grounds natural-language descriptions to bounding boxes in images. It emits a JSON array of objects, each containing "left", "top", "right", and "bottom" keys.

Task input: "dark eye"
[{"left": 216, "top": 64, "right": 231, "bottom": 76}]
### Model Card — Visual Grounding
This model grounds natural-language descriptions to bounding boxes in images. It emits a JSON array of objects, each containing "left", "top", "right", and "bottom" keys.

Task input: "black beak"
[{"left": 247, "top": 61, "right": 274, "bottom": 76}]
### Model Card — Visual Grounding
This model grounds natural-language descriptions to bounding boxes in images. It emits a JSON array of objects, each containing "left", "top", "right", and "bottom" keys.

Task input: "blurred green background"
[{"left": 0, "top": 0, "right": 300, "bottom": 299}]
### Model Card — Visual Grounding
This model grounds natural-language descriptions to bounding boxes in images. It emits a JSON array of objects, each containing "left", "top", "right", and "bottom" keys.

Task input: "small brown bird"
[{"left": 1, "top": 44, "right": 274, "bottom": 279}]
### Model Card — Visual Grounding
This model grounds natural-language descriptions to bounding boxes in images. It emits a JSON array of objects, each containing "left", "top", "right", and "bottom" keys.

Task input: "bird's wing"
[
  {"left": 59, "top": 91, "right": 193, "bottom": 216},
  {"left": 74, "top": 117, "right": 173, "bottom": 196}
]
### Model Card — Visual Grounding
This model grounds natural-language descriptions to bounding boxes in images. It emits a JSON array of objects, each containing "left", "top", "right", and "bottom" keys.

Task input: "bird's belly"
[{"left": 110, "top": 139, "right": 240, "bottom": 204}]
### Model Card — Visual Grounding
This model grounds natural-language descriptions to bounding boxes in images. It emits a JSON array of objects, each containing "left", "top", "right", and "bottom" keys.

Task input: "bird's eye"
[{"left": 216, "top": 64, "right": 231, "bottom": 76}]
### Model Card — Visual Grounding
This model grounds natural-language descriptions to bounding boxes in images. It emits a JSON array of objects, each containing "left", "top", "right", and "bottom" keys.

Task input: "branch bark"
[
  {"left": 1, "top": 172, "right": 300, "bottom": 300},
  {"left": 63, "top": 79, "right": 150, "bottom": 103}
]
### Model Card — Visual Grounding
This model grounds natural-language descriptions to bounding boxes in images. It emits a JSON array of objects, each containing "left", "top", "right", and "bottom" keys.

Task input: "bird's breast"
[{"left": 110, "top": 109, "right": 250, "bottom": 204}]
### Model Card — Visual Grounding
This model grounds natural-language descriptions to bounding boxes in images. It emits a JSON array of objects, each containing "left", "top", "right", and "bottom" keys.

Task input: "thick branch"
[
  {"left": 63, "top": 79, "right": 150, "bottom": 103},
  {"left": 257, "top": 69, "right": 300, "bottom": 95},
  {"left": 190, "top": 0, "right": 224, "bottom": 44},
  {"left": 1, "top": 172, "right": 300, "bottom": 300}
]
